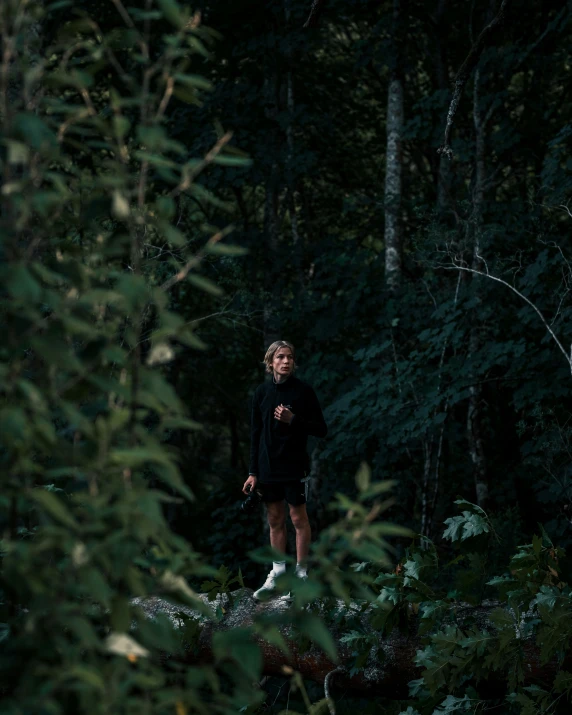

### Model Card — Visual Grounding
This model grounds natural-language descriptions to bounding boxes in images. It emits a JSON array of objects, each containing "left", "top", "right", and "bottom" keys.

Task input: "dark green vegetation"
[{"left": 1, "top": 0, "right": 572, "bottom": 713}]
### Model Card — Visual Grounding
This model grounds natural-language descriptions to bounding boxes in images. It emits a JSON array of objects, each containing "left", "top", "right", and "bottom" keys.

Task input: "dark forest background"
[
  {"left": 2, "top": 0, "right": 572, "bottom": 713},
  {"left": 164, "top": 0, "right": 572, "bottom": 580}
]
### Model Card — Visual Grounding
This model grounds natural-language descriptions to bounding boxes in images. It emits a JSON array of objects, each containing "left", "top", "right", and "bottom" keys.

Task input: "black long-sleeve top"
[{"left": 249, "top": 374, "right": 327, "bottom": 483}]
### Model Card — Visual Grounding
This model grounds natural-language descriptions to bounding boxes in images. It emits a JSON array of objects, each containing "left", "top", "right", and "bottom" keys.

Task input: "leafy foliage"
[
  {"left": 3, "top": 0, "right": 572, "bottom": 713},
  {"left": 0, "top": 1, "right": 259, "bottom": 712}
]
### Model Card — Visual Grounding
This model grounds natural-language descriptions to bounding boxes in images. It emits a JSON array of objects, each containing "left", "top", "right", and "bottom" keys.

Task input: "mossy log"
[{"left": 136, "top": 588, "right": 565, "bottom": 698}]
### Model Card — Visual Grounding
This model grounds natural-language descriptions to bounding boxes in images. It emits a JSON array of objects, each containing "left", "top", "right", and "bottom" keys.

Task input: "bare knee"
[
  {"left": 290, "top": 508, "right": 310, "bottom": 531},
  {"left": 267, "top": 504, "right": 286, "bottom": 531}
]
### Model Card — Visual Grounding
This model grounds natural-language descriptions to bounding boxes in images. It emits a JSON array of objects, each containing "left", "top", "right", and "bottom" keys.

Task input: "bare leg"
[
  {"left": 289, "top": 503, "right": 311, "bottom": 564},
  {"left": 266, "top": 501, "right": 287, "bottom": 554}
]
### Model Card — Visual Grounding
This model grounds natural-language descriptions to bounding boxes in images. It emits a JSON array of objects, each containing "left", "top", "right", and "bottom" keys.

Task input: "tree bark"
[
  {"left": 262, "top": 72, "right": 282, "bottom": 349},
  {"left": 384, "top": 0, "right": 406, "bottom": 291},
  {"left": 263, "top": 176, "right": 281, "bottom": 348},
  {"left": 438, "top": 0, "right": 511, "bottom": 158},
  {"left": 308, "top": 445, "right": 326, "bottom": 534},
  {"left": 137, "top": 591, "right": 571, "bottom": 699},
  {"left": 433, "top": 0, "right": 452, "bottom": 209},
  {"left": 466, "top": 68, "right": 489, "bottom": 508},
  {"left": 303, "top": 0, "right": 327, "bottom": 28}
]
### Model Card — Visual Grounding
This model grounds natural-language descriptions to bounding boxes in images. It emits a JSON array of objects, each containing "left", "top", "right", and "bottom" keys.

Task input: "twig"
[
  {"left": 159, "top": 228, "right": 229, "bottom": 291},
  {"left": 57, "top": 109, "right": 91, "bottom": 143},
  {"left": 324, "top": 666, "right": 344, "bottom": 715},
  {"left": 303, "top": 0, "right": 327, "bottom": 28},
  {"left": 156, "top": 76, "right": 174, "bottom": 120},
  {"left": 169, "top": 132, "right": 233, "bottom": 199}
]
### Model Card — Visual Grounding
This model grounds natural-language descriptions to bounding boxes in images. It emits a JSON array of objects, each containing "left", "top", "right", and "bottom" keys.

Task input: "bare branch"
[
  {"left": 442, "top": 258, "right": 572, "bottom": 375},
  {"left": 303, "top": 0, "right": 327, "bottom": 28},
  {"left": 156, "top": 76, "right": 174, "bottom": 120},
  {"left": 324, "top": 666, "right": 344, "bottom": 714},
  {"left": 438, "top": 0, "right": 510, "bottom": 159}
]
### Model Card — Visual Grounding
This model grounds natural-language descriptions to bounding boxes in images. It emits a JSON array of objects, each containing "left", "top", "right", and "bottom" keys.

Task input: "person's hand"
[
  {"left": 274, "top": 403, "right": 294, "bottom": 424},
  {"left": 243, "top": 475, "right": 257, "bottom": 494}
]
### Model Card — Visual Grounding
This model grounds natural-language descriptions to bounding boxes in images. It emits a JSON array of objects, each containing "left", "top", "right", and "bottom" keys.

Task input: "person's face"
[{"left": 272, "top": 347, "right": 294, "bottom": 377}]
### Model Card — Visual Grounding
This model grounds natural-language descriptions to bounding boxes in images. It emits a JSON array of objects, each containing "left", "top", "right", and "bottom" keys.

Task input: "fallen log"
[{"left": 135, "top": 588, "right": 568, "bottom": 699}]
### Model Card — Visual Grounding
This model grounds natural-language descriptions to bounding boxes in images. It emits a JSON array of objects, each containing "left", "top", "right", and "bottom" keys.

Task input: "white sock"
[
  {"left": 295, "top": 563, "right": 307, "bottom": 578},
  {"left": 273, "top": 561, "right": 286, "bottom": 575}
]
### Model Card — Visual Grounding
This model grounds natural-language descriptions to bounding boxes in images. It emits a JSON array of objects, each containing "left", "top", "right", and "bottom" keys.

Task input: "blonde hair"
[{"left": 263, "top": 340, "right": 296, "bottom": 374}]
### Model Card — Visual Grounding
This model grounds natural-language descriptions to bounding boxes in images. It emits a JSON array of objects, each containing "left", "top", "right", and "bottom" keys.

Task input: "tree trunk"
[
  {"left": 263, "top": 177, "right": 281, "bottom": 348},
  {"left": 467, "top": 67, "right": 489, "bottom": 508},
  {"left": 384, "top": 0, "right": 405, "bottom": 291},
  {"left": 308, "top": 446, "right": 326, "bottom": 534},
  {"left": 262, "top": 72, "right": 282, "bottom": 349},
  {"left": 137, "top": 591, "right": 571, "bottom": 699},
  {"left": 434, "top": 0, "right": 452, "bottom": 209}
]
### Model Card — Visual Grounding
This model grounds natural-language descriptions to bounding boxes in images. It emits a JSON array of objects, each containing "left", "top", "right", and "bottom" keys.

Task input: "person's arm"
[
  {"left": 248, "top": 387, "right": 262, "bottom": 477},
  {"left": 289, "top": 386, "right": 327, "bottom": 438}
]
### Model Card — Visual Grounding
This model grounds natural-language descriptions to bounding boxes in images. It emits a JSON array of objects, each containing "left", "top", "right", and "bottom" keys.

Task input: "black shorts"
[{"left": 259, "top": 480, "right": 306, "bottom": 506}]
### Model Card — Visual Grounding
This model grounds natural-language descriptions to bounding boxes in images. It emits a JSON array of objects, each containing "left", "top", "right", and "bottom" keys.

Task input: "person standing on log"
[{"left": 243, "top": 340, "right": 328, "bottom": 600}]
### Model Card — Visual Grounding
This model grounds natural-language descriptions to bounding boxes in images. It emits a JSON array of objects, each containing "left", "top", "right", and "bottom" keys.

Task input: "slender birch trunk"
[
  {"left": 384, "top": 0, "right": 405, "bottom": 291},
  {"left": 287, "top": 70, "right": 300, "bottom": 247},
  {"left": 434, "top": 0, "right": 451, "bottom": 209}
]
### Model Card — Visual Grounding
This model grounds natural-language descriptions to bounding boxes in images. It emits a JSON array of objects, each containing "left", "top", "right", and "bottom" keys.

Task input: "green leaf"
[
  {"left": 162, "top": 417, "right": 202, "bottom": 431},
  {"left": 60, "top": 666, "right": 105, "bottom": 691},
  {"left": 0, "top": 407, "right": 30, "bottom": 448},
  {"left": 5, "top": 263, "right": 42, "bottom": 302},
  {"left": 187, "top": 36, "right": 212, "bottom": 59},
  {"left": 188, "top": 182, "right": 232, "bottom": 211},
  {"left": 355, "top": 462, "right": 370, "bottom": 492},
  {"left": 157, "top": 220, "right": 186, "bottom": 247},
  {"left": 443, "top": 511, "right": 490, "bottom": 542},
  {"left": 554, "top": 670, "right": 572, "bottom": 693},
  {"left": 204, "top": 242, "right": 248, "bottom": 257},
  {"left": 533, "top": 585, "right": 559, "bottom": 610},
  {"left": 177, "top": 329, "right": 208, "bottom": 350},
  {"left": 434, "top": 695, "right": 475, "bottom": 713},
  {"left": 29, "top": 488, "right": 79, "bottom": 530},
  {"left": 110, "top": 449, "right": 194, "bottom": 501},
  {"left": 112, "top": 191, "right": 130, "bottom": 218},
  {"left": 115, "top": 273, "right": 149, "bottom": 309},
  {"left": 174, "top": 73, "right": 213, "bottom": 91},
  {"left": 155, "top": 462, "right": 195, "bottom": 502},
  {"left": 137, "top": 125, "right": 168, "bottom": 151},
  {"left": 5, "top": 140, "right": 30, "bottom": 164},
  {"left": 13, "top": 112, "right": 57, "bottom": 151},
  {"left": 134, "top": 151, "right": 178, "bottom": 169},
  {"left": 113, "top": 115, "right": 130, "bottom": 139},
  {"left": 211, "top": 154, "right": 252, "bottom": 167},
  {"left": 111, "top": 597, "right": 131, "bottom": 632},
  {"left": 187, "top": 274, "right": 224, "bottom": 296},
  {"left": 213, "top": 629, "right": 262, "bottom": 681},
  {"left": 155, "top": 195, "right": 176, "bottom": 219},
  {"left": 489, "top": 607, "right": 514, "bottom": 628},
  {"left": 297, "top": 614, "right": 338, "bottom": 662},
  {"left": 173, "top": 86, "right": 202, "bottom": 106},
  {"left": 157, "top": 0, "right": 184, "bottom": 27},
  {"left": 253, "top": 623, "right": 291, "bottom": 657},
  {"left": 82, "top": 569, "right": 113, "bottom": 609}
]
